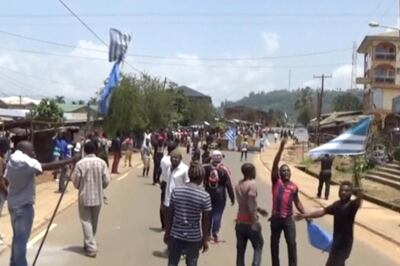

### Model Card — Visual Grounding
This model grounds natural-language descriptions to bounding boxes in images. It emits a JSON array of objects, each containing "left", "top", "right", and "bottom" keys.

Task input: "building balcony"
[
  {"left": 374, "top": 75, "right": 395, "bottom": 84},
  {"left": 375, "top": 52, "right": 396, "bottom": 61}
]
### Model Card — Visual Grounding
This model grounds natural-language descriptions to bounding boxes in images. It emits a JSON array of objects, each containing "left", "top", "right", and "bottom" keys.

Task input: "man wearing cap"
[{"left": 203, "top": 150, "right": 235, "bottom": 243}]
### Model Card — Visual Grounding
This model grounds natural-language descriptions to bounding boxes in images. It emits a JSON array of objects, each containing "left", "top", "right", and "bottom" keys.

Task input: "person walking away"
[
  {"left": 72, "top": 141, "right": 111, "bottom": 258},
  {"left": 235, "top": 163, "right": 268, "bottom": 266},
  {"left": 153, "top": 137, "right": 165, "bottom": 185},
  {"left": 201, "top": 144, "right": 210, "bottom": 164},
  {"left": 240, "top": 138, "right": 249, "bottom": 161},
  {"left": 98, "top": 133, "right": 110, "bottom": 167},
  {"left": 159, "top": 141, "right": 177, "bottom": 230},
  {"left": 5, "top": 141, "right": 78, "bottom": 266},
  {"left": 186, "top": 135, "right": 192, "bottom": 154},
  {"left": 164, "top": 161, "right": 211, "bottom": 266},
  {"left": 192, "top": 141, "right": 201, "bottom": 162},
  {"left": 317, "top": 154, "right": 334, "bottom": 200},
  {"left": 270, "top": 139, "right": 306, "bottom": 266},
  {"left": 56, "top": 132, "right": 69, "bottom": 193},
  {"left": 274, "top": 132, "right": 279, "bottom": 143},
  {"left": 141, "top": 139, "right": 152, "bottom": 177},
  {"left": 111, "top": 132, "right": 122, "bottom": 174},
  {"left": 0, "top": 137, "right": 9, "bottom": 245},
  {"left": 203, "top": 150, "right": 235, "bottom": 243},
  {"left": 123, "top": 134, "right": 134, "bottom": 167},
  {"left": 295, "top": 181, "right": 362, "bottom": 266}
]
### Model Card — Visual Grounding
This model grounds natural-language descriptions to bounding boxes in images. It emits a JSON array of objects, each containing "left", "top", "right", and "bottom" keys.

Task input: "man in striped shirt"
[
  {"left": 164, "top": 161, "right": 211, "bottom": 266},
  {"left": 270, "top": 139, "right": 306, "bottom": 266}
]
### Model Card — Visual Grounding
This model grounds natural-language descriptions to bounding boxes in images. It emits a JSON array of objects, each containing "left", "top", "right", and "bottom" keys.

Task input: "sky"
[{"left": 0, "top": 0, "right": 399, "bottom": 105}]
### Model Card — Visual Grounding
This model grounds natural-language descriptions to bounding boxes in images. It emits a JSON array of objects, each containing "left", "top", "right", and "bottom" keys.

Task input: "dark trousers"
[
  {"left": 240, "top": 151, "right": 248, "bottom": 161},
  {"left": 153, "top": 154, "right": 163, "bottom": 184},
  {"left": 168, "top": 237, "right": 201, "bottom": 266},
  {"left": 235, "top": 223, "right": 264, "bottom": 266},
  {"left": 317, "top": 172, "right": 331, "bottom": 199},
  {"left": 160, "top": 181, "right": 167, "bottom": 229},
  {"left": 111, "top": 152, "right": 121, "bottom": 173},
  {"left": 58, "top": 165, "right": 68, "bottom": 193},
  {"left": 326, "top": 244, "right": 352, "bottom": 266},
  {"left": 209, "top": 200, "right": 226, "bottom": 237},
  {"left": 270, "top": 217, "right": 297, "bottom": 266}
]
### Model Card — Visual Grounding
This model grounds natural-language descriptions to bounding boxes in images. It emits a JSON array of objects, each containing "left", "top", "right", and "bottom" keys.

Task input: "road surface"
[{"left": 0, "top": 151, "right": 398, "bottom": 266}]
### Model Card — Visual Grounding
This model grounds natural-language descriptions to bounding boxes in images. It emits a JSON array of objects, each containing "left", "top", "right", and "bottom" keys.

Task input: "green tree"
[
  {"left": 294, "top": 87, "right": 315, "bottom": 126},
  {"left": 106, "top": 74, "right": 144, "bottom": 134},
  {"left": 34, "top": 98, "right": 64, "bottom": 120},
  {"left": 54, "top": 96, "right": 65, "bottom": 104},
  {"left": 78, "top": 100, "right": 85, "bottom": 105},
  {"left": 332, "top": 92, "right": 363, "bottom": 111}
]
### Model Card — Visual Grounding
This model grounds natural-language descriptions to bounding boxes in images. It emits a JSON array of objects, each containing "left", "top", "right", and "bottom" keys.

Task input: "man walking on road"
[
  {"left": 203, "top": 150, "right": 235, "bottom": 243},
  {"left": 164, "top": 149, "right": 189, "bottom": 213},
  {"left": 235, "top": 163, "right": 268, "bottom": 266},
  {"left": 317, "top": 154, "right": 334, "bottom": 200},
  {"left": 295, "top": 181, "right": 363, "bottom": 266},
  {"left": 72, "top": 141, "right": 111, "bottom": 258},
  {"left": 270, "top": 139, "right": 306, "bottom": 266},
  {"left": 164, "top": 161, "right": 211, "bottom": 266},
  {"left": 111, "top": 132, "right": 122, "bottom": 174},
  {"left": 159, "top": 141, "right": 177, "bottom": 230},
  {"left": 5, "top": 141, "right": 77, "bottom": 266}
]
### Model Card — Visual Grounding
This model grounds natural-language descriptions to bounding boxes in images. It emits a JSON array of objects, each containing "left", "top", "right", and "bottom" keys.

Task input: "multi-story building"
[{"left": 357, "top": 31, "right": 400, "bottom": 125}]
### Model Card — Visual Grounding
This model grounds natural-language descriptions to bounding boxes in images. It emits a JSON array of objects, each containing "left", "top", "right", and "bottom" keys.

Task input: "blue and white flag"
[
  {"left": 309, "top": 116, "right": 372, "bottom": 158},
  {"left": 100, "top": 62, "right": 120, "bottom": 114},
  {"left": 225, "top": 127, "right": 237, "bottom": 150},
  {"left": 109, "top": 28, "right": 131, "bottom": 62}
]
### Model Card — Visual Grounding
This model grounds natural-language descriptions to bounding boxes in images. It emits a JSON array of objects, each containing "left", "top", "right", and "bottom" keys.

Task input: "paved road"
[{"left": 0, "top": 151, "right": 398, "bottom": 266}]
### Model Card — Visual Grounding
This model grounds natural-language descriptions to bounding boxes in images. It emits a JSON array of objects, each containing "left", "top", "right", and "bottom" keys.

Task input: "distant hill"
[{"left": 221, "top": 88, "right": 363, "bottom": 120}]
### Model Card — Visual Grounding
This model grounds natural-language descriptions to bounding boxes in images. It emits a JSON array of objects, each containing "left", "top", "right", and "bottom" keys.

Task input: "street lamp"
[{"left": 368, "top": 21, "right": 400, "bottom": 32}]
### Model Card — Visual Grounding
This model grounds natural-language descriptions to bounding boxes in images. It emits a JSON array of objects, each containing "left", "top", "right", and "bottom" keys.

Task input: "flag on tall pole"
[
  {"left": 100, "top": 28, "right": 131, "bottom": 115},
  {"left": 308, "top": 116, "right": 372, "bottom": 158}
]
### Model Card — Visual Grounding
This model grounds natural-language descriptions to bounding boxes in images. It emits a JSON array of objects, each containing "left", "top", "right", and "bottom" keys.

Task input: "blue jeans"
[
  {"left": 168, "top": 237, "right": 201, "bottom": 266},
  {"left": 9, "top": 204, "right": 35, "bottom": 266},
  {"left": 210, "top": 200, "right": 226, "bottom": 237},
  {"left": 235, "top": 223, "right": 264, "bottom": 266}
]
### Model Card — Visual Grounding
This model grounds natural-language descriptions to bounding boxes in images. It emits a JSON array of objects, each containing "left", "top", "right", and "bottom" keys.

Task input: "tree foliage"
[
  {"left": 34, "top": 98, "right": 64, "bottom": 121},
  {"left": 104, "top": 73, "right": 216, "bottom": 135},
  {"left": 294, "top": 87, "right": 315, "bottom": 126},
  {"left": 333, "top": 92, "right": 363, "bottom": 111}
]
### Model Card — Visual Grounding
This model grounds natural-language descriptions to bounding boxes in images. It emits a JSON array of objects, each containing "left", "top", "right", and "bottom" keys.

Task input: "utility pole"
[{"left": 313, "top": 74, "right": 332, "bottom": 145}]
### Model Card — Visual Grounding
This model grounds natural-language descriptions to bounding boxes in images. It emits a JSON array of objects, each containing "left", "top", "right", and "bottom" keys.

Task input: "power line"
[
  {"left": 57, "top": 0, "right": 140, "bottom": 74},
  {"left": 0, "top": 45, "right": 349, "bottom": 69},
  {"left": 57, "top": 0, "right": 107, "bottom": 46},
  {"left": 0, "top": 29, "right": 352, "bottom": 61},
  {"left": 0, "top": 12, "right": 398, "bottom": 18}
]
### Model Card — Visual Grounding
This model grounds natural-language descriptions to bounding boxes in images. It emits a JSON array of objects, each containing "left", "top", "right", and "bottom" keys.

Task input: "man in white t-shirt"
[
  {"left": 164, "top": 149, "right": 189, "bottom": 208},
  {"left": 159, "top": 141, "right": 177, "bottom": 230}
]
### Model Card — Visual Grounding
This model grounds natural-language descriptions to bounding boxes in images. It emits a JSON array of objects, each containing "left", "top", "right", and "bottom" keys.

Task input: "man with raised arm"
[
  {"left": 270, "top": 139, "right": 306, "bottom": 266},
  {"left": 295, "top": 181, "right": 363, "bottom": 266}
]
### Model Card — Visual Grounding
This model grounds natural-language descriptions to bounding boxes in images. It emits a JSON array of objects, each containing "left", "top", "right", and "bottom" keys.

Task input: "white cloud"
[
  {"left": 0, "top": 41, "right": 109, "bottom": 100},
  {"left": 0, "top": 35, "right": 281, "bottom": 106},
  {"left": 130, "top": 54, "right": 276, "bottom": 105},
  {"left": 261, "top": 33, "right": 280, "bottom": 54}
]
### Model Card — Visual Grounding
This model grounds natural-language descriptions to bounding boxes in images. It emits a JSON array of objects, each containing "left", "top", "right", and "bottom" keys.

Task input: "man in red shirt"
[{"left": 270, "top": 139, "right": 306, "bottom": 266}]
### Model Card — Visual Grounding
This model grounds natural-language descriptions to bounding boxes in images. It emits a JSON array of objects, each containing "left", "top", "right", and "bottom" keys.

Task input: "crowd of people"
[{"left": 0, "top": 126, "right": 363, "bottom": 266}]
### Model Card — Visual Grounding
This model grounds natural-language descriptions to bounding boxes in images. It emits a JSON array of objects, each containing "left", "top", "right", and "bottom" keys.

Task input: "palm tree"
[{"left": 54, "top": 95, "right": 65, "bottom": 104}]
